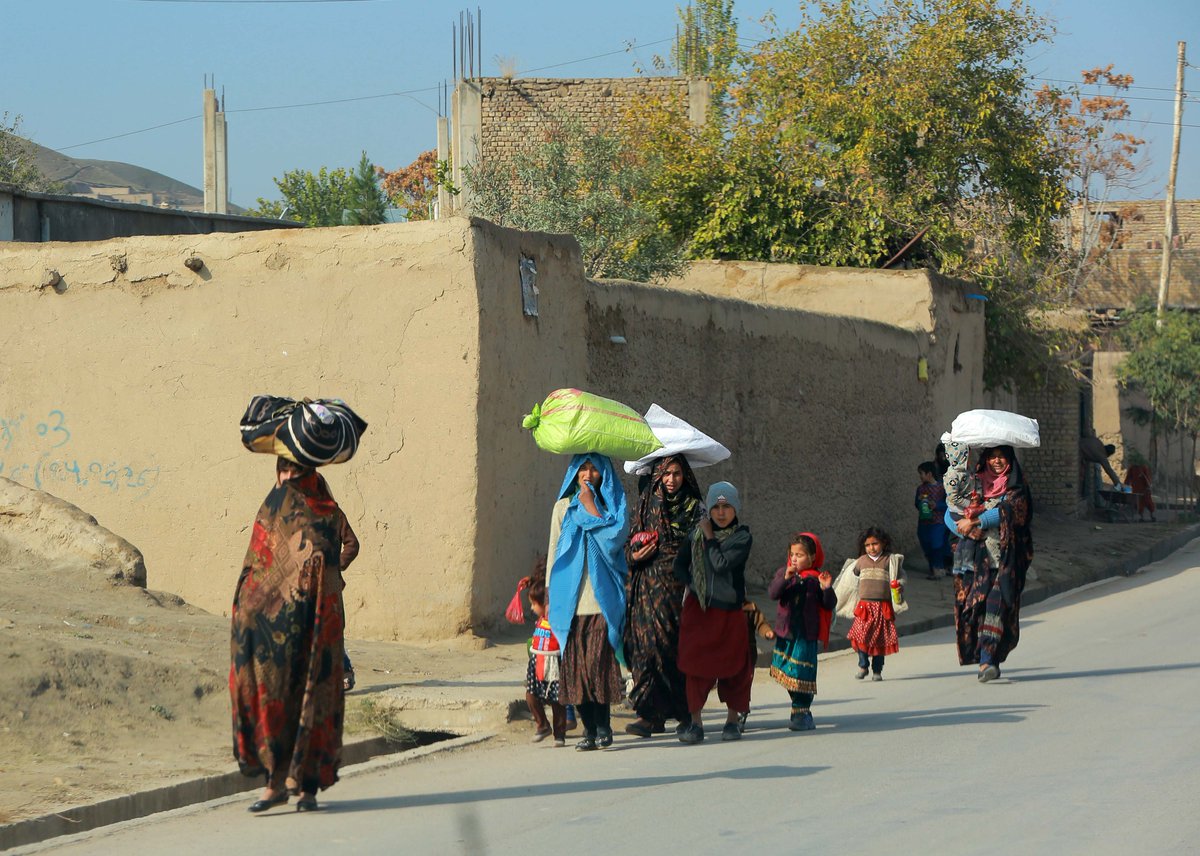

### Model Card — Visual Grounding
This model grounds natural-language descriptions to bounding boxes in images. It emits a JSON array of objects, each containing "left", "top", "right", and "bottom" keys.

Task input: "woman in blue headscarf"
[{"left": 546, "top": 453, "right": 629, "bottom": 751}]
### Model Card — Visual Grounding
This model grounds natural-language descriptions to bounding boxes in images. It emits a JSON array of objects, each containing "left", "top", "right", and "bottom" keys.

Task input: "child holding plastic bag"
[{"left": 834, "top": 527, "right": 904, "bottom": 681}]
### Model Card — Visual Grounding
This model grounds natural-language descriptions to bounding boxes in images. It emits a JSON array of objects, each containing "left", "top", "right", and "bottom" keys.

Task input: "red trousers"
[{"left": 685, "top": 654, "right": 753, "bottom": 714}]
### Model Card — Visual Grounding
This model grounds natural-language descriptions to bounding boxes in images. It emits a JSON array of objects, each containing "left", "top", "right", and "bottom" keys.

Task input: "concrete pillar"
[
  {"left": 214, "top": 109, "right": 228, "bottom": 215},
  {"left": 451, "top": 80, "right": 482, "bottom": 212},
  {"left": 203, "top": 88, "right": 229, "bottom": 214},
  {"left": 202, "top": 89, "right": 217, "bottom": 214},
  {"left": 436, "top": 116, "right": 451, "bottom": 218},
  {"left": 688, "top": 78, "right": 712, "bottom": 126}
]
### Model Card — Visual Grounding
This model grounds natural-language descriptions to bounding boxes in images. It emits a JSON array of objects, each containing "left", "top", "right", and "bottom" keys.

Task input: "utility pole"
[{"left": 1156, "top": 41, "right": 1186, "bottom": 328}]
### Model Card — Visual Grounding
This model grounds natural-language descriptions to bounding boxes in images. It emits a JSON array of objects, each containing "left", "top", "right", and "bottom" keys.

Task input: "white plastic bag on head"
[
  {"left": 949, "top": 409, "right": 1040, "bottom": 449},
  {"left": 623, "top": 404, "right": 731, "bottom": 475}
]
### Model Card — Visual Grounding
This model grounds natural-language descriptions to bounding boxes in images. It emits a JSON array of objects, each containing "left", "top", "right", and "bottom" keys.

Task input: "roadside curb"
[{"left": 0, "top": 732, "right": 486, "bottom": 852}]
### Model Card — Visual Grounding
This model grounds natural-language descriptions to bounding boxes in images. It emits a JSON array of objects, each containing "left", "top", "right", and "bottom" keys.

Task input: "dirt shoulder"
[{"left": 1, "top": 505, "right": 1194, "bottom": 825}]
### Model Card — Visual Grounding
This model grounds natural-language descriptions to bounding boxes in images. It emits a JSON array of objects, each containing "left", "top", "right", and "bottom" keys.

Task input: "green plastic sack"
[{"left": 522, "top": 389, "right": 663, "bottom": 461}]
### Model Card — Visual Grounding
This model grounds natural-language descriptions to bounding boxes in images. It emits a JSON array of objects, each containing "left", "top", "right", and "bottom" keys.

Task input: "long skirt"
[
  {"left": 847, "top": 600, "right": 900, "bottom": 657},
  {"left": 624, "top": 560, "right": 690, "bottom": 723},
  {"left": 559, "top": 614, "right": 624, "bottom": 706},
  {"left": 770, "top": 636, "right": 819, "bottom": 695},
  {"left": 954, "top": 569, "right": 1021, "bottom": 666},
  {"left": 229, "top": 585, "right": 345, "bottom": 794}
]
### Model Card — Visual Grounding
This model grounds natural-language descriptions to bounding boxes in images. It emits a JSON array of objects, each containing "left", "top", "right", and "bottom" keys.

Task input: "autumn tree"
[
  {"left": 1035, "top": 66, "right": 1147, "bottom": 294},
  {"left": 630, "top": 0, "right": 1087, "bottom": 390},
  {"left": 380, "top": 150, "right": 439, "bottom": 221},
  {"left": 464, "top": 120, "right": 686, "bottom": 282}
]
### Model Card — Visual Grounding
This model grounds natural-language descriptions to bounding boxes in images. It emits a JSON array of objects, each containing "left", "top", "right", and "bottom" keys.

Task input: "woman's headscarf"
[
  {"left": 976, "top": 445, "right": 1025, "bottom": 501},
  {"left": 634, "top": 454, "right": 702, "bottom": 543},
  {"left": 547, "top": 453, "right": 630, "bottom": 655}
]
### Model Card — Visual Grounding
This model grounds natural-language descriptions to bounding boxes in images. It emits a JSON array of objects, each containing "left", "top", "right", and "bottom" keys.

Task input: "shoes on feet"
[
  {"left": 678, "top": 722, "right": 705, "bottom": 744},
  {"left": 788, "top": 711, "right": 815, "bottom": 732},
  {"left": 530, "top": 727, "right": 552, "bottom": 744},
  {"left": 342, "top": 669, "right": 355, "bottom": 692},
  {"left": 855, "top": 668, "right": 869, "bottom": 680},
  {"left": 295, "top": 795, "right": 318, "bottom": 813},
  {"left": 721, "top": 721, "right": 741, "bottom": 741},
  {"left": 737, "top": 710, "right": 749, "bottom": 733},
  {"left": 597, "top": 727, "right": 613, "bottom": 749},
  {"left": 871, "top": 672, "right": 883, "bottom": 682},
  {"left": 553, "top": 737, "right": 565, "bottom": 747},
  {"left": 674, "top": 717, "right": 692, "bottom": 736},
  {"left": 978, "top": 664, "right": 999, "bottom": 683},
  {"left": 248, "top": 790, "right": 289, "bottom": 813},
  {"left": 575, "top": 735, "right": 598, "bottom": 752},
  {"left": 624, "top": 720, "right": 654, "bottom": 738}
]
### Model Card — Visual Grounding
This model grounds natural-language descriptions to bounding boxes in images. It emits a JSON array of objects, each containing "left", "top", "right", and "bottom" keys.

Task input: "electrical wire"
[{"left": 56, "top": 115, "right": 201, "bottom": 151}]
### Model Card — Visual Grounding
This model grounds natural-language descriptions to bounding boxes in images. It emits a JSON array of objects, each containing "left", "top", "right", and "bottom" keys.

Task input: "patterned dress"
[
  {"left": 944, "top": 442, "right": 1035, "bottom": 666},
  {"left": 229, "top": 470, "right": 346, "bottom": 794},
  {"left": 623, "top": 456, "right": 705, "bottom": 725}
]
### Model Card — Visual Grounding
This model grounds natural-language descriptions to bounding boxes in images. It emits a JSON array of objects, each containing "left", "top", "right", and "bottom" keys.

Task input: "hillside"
[{"left": 25, "top": 138, "right": 239, "bottom": 212}]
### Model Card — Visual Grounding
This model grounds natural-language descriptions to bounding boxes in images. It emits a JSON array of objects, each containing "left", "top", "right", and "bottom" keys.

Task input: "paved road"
[{"left": 29, "top": 540, "right": 1200, "bottom": 855}]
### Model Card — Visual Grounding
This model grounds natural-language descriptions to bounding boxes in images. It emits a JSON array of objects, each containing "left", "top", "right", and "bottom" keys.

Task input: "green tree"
[
  {"left": 1, "top": 112, "right": 64, "bottom": 193},
  {"left": 1117, "top": 302, "right": 1200, "bottom": 502},
  {"left": 464, "top": 120, "right": 686, "bottom": 282},
  {"left": 631, "top": 0, "right": 1082, "bottom": 390},
  {"left": 248, "top": 164, "right": 357, "bottom": 227},
  {"left": 345, "top": 151, "right": 388, "bottom": 226}
]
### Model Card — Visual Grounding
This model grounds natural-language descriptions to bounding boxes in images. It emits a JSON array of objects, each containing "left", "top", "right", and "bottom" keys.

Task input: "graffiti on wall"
[{"left": 0, "top": 409, "right": 160, "bottom": 499}]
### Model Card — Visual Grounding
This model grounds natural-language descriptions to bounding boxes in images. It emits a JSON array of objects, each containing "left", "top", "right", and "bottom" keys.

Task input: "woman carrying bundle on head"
[
  {"left": 942, "top": 441, "right": 1034, "bottom": 682},
  {"left": 623, "top": 454, "right": 706, "bottom": 738},
  {"left": 546, "top": 454, "right": 630, "bottom": 751}
]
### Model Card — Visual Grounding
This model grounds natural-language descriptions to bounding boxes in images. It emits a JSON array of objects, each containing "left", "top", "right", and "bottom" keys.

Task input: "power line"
[
  {"left": 225, "top": 86, "right": 439, "bottom": 114},
  {"left": 56, "top": 115, "right": 201, "bottom": 151},
  {"left": 515, "top": 38, "right": 674, "bottom": 76}
]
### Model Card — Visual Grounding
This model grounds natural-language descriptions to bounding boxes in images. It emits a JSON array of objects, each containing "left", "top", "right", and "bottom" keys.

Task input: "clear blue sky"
[{"left": 2, "top": 0, "right": 1196, "bottom": 207}]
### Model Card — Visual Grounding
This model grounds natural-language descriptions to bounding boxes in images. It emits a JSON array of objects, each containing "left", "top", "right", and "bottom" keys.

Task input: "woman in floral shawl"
[
  {"left": 943, "top": 442, "right": 1034, "bottom": 682},
  {"left": 623, "top": 454, "right": 706, "bottom": 737},
  {"left": 230, "top": 458, "right": 353, "bottom": 812}
]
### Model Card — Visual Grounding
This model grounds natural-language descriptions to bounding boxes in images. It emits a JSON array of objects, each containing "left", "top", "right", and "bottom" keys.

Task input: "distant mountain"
[{"left": 26, "top": 138, "right": 242, "bottom": 213}]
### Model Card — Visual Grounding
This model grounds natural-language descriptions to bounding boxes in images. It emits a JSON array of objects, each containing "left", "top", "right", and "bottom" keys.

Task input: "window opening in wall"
[{"left": 519, "top": 254, "right": 539, "bottom": 317}]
